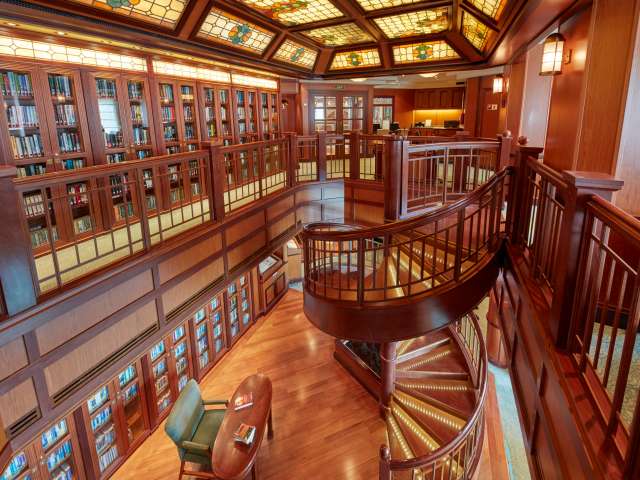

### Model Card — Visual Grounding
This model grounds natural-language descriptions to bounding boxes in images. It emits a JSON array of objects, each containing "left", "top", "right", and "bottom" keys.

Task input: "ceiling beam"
[{"left": 175, "top": 0, "right": 214, "bottom": 39}]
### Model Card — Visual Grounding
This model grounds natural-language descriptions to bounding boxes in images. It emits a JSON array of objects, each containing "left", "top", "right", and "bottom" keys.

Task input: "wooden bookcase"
[
  {"left": 154, "top": 79, "right": 201, "bottom": 155},
  {"left": 190, "top": 292, "right": 228, "bottom": 381},
  {"left": 225, "top": 273, "right": 253, "bottom": 347},
  {"left": 232, "top": 88, "right": 259, "bottom": 144},
  {"left": 258, "top": 90, "right": 280, "bottom": 140},
  {"left": 75, "top": 358, "right": 151, "bottom": 480},
  {"left": 142, "top": 321, "right": 193, "bottom": 428},
  {"left": 197, "top": 83, "right": 234, "bottom": 146},
  {"left": 1, "top": 413, "right": 86, "bottom": 480}
]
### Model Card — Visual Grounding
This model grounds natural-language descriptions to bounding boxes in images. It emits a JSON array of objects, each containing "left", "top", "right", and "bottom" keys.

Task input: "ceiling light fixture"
[
  {"left": 540, "top": 33, "right": 566, "bottom": 75},
  {"left": 351, "top": 78, "right": 367, "bottom": 82}
]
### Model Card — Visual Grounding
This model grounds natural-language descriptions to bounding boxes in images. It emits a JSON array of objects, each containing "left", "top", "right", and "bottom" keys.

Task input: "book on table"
[
  {"left": 233, "top": 423, "right": 256, "bottom": 445},
  {"left": 234, "top": 392, "right": 253, "bottom": 411}
]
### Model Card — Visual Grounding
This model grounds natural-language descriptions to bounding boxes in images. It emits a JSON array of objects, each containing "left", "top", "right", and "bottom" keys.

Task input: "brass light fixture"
[
  {"left": 492, "top": 74, "right": 504, "bottom": 94},
  {"left": 540, "top": 33, "right": 566, "bottom": 75}
]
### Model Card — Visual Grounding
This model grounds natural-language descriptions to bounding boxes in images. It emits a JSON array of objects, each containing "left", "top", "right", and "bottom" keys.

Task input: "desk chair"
[{"left": 165, "top": 380, "right": 228, "bottom": 479}]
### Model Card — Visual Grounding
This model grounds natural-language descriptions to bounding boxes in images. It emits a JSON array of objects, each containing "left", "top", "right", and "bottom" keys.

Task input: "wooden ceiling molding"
[{"left": 10, "top": 0, "right": 580, "bottom": 78}]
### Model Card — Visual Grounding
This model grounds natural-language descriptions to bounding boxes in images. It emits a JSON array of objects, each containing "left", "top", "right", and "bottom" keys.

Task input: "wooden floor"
[
  {"left": 112, "top": 290, "right": 508, "bottom": 480},
  {"left": 112, "top": 290, "right": 386, "bottom": 480}
]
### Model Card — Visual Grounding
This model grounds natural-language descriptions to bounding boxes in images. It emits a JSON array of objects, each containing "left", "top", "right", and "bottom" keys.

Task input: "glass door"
[
  {"left": 259, "top": 92, "right": 269, "bottom": 140},
  {"left": 147, "top": 338, "right": 172, "bottom": 419},
  {"left": 116, "top": 360, "right": 149, "bottom": 450},
  {"left": 126, "top": 78, "right": 154, "bottom": 160},
  {"left": 311, "top": 94, "right": 337, "bottom": 133},
  {"left": 210, "top": 294, "right": 227, "bottom": 362},
  {"left": 270, "top": 92, "right": 279, "bottom": 136},
  {"left": 43, "top": 69, "right": 92, "bottom": 172},
  {"left": 193, "top": 305, "right": 211, "bottom": 376},
  {"left": 158, "top": 82, "right": 179, "bottom": 154},
  {"left": 1, "top": 448, "right": 37, "bottom": 480},
  {"left": 201, "top": 86, "right": 217, "bottom": 141},
  {"left": 178, "top": 83, "right": 199, "bottom": 152},
  {"left": 86, "top": 384, "right": 120, "bottom": 476},
  {"left": 342, "top": 95, "right": 365, "bottom": 133},
  {"left": 0, "top": 65, "right": 53, "bottom": 177},
  {"left": 218, "top": 88, "right": 233, "bottom": 145},
  {"left": 373, "top": 96, "right": 393, "bottom": 131},
  {"left": 94, "top": 75, "right": 127, "bottom": 164},
  {"left": 226, "top": 275, "right": 252, "bottom": 345},
  {"left": 37, "top": 415, "right": 85, "bottom": 480},
  {"left": 172, "top": 323, "right": 191, "bottom": 393}
]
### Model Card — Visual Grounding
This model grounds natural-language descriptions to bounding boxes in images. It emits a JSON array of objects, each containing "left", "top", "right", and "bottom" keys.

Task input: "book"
[
  {"left": 233, "top": 423, "right": 256, "bottom": 445},
  {"left": 234, "top": 392, "right": 253, "bottom": 411}
]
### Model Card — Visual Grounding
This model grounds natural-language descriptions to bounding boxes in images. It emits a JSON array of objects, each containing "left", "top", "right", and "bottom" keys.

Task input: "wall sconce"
[
  {"left": 492, "top": 74, "right": 504, "bottom": 94},
  {"left": 281, "top": 99, "right": 289, "bottom": 110},
  {"left": 540, "top": 33, "right": 566, "bottom": 75}
]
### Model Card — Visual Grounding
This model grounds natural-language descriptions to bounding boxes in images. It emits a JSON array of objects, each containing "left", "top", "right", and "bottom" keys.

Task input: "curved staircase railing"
[
  {"left": 380, "top": 313, "right": 488, "bottom": 479},
  {"left": 302, "top": 167, "right": 512, "bottom": 305}
]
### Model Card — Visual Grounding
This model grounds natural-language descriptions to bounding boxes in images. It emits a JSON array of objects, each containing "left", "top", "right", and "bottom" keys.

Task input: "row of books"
[
  {"left": 67, "top": 182, "right": 88, "bottom": 206},
  {"left": 95, "top": 425, "right": 116, "bottom": 456},
  {"left": 11, "top": 132, "right": 43, "bottom": 158},
  {"left": 98, "top": 445, "right": 118, "bottom": 473},
  {"left": 54, "top": 104, "right": 78, "bottom": 126},
  {"left": 73, "top": 215, "right": 93, "bottom": 234},
  {"left": 6, "top": 104, "right": 39, "bottom": 127},
  {"left": 128, "top": 82, "right": 144, "bottom": 101},
  {"left": 58, "top": 131, "right": 82, "bottom": 153},
  {"left": 62, "top": 158, "right": 85, "bottom": 170},
  {"left": 163, "top": 125, "right": 177, "bottom": 141},
  {"left": 45, "top": 439, "right": 72, "bottom": 474},
  {"left": 96, "top": 78, "right": 117, "bottom": 99},
  {"left": 184, "top": 124, "right": 195, "bottom": 140},
  {"left": 161, "top": 105, "right": 176, "bottom": 122},
  {"left": 159, "top": 84, "right": 174, "bottom": 103},
  {"left": 181, "top": 85, "right": 194, "bottom": 101},
  {"left": 183, "top": 104, "right": 194, "bottom": 122},
  {"left": 130, "top": 104, "right": 147, "bottom": 123},
  {"left": 17, "top": 163, "right": 47, "bottom": 177},
  {"left": 104, "top": 131, "right": 124, "bottom": 148},
  {"left": 49, "top": 74, "right": 74, "bottom": 98},
  {"left": 30, "top": 226, "right": 52, "bottom": 248},
  {"left": 2, "top": 71, "right": 33, "bottom": 97},
  {"left": 132, "top": 126, "right": 150, "bottom": 145},
  {"left": 23, "top": 193, "right": 46, "bottom": 218}
]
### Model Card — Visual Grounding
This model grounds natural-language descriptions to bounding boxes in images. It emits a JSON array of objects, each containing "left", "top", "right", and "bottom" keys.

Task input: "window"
[{"left": 373, "top": 97, "right": 394, "bottom": 130}]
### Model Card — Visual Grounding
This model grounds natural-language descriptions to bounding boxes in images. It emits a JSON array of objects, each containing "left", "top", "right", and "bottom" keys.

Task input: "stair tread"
[
  {"left": 397, "top": 335, "right": 451, "bottom": 365},
  {"left": 395, "top": 379, "right": 476, "bottom": 417},
  {"left": 391, "top": 401, "right": 439, "bottom": 459},
  {"left": 386, "top": 413, "right": 414, "bottom": 461},
  {"left": 399, "top": 344, "right": 469, "bottom": 374}
]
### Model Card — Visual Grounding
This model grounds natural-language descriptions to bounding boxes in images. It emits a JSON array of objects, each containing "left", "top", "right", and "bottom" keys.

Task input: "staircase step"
[
  {"left": 395, "top": 379, "right": 476, "bottom": 418},
  {"left": 395, "top": 369, "right": 469, "bottom": 381},
  {"left": 391, "top": 400, "right": 439, "bottom": 458},
  {"left": 397, "top": 334, "right": 450, "bottom": 363},
  {"left": 386, "top": 412, "right": 415, "bottom": 460},
  {"left": 399, "top": 343, "right": 469, "bottom": 374},
  {"left": 393, "top": 390, "right": 465, "bottom": 446},
  {"left": 394, "top": 383, "right": 470, "bottom": 420},
  {"left": 397, "top": 344, "right": 454, "bottom": 371}
]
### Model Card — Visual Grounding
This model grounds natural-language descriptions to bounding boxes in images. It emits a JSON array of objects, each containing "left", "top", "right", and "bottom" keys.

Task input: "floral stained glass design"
[
  {"left": 273, "top": 40, "right": 318, "bottom": 69},
  {"left": 355, "top": 0, "right": 423, "bottom": 11},
  {"left": 302, "top": 23, "right": 374, "bottom": 46},
  {"left": 393, "top": 41, "right": 460, "bottom": 64},
  {"left": 199, "top": 8, "right": 275, "bottom": 54},
  {"left": 462, "top": 12, "right": 492, "bottom": 51},
  {"left": 374, "top": 8, "right": 450, "bottom": 39},
  {"left": 330, "top": 49, "right": 381, "bottom": 70},
  {"left": 236, "top": 0, "right": 343, "bottom": 26},
  {"left": 68, "top": 0, "right": 188, "bottom": 27},
  {"left": 468, "top": 0, "right": 508, "bottom": 20}
]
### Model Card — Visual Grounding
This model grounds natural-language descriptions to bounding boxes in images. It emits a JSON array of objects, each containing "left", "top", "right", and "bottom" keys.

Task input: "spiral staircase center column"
[{"left": 380, "top": 342, "right": 398, "bottom": 412}]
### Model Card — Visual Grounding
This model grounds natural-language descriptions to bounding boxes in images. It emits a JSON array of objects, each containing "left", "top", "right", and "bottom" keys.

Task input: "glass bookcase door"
[
  {"left": 247, "top": 91, "right": 257, "bottom": 138},
  {"left": 158, "top": 82, "right": 179, "bottom": 154},
  {"left": 126, "top": 79, "right": 154, "bottom": 160},
  {"left": 270, "top": 92, "right": 279, "bottom": 136},
  {"left": 37, "top": 415, "right": 84, "bottom": 480},
  {"left": 194, "top": 306, "right": 211, "bottom": 374},
  {"left": 116, "top": 362, "right": 148, "bottom": 449},
  {"left": 22, "top": 187, "right": 59, "bottom": 252},
  {"left": 1, "top": 448, "right": 36, "bottom": 480},
  {"left": 260, "top": 92, "right": 269, "bottom": 140},
  {"left": 86, "top": 384, "right": 120, "bottom": 476},
  {"left": 172, "top": 324, "right": 191, "bottom": 393},
  {"left": 201, "top": 86, "right": 217, "bottom": 141},
  {"left": 43, "top": 70, "right": 92, "bottom": 173},
  {"left": 148, "top": 338, "right": 172, "bottom": 417},
  {"left": 0, "top": 66, "right": 53, "bottom": 177},
  {"left": 95, "top": 76, "right": 127, "bottom": 164},
  {"left": 178, "top": 83, "right": 199, "bottom": 152},
  {"left": 234, "top": 89, "right": 247, "bottom": 142},
  {"left": 218, "top": 88, "right": 232, "bottom": 145},
  {"left": 210, "top": 294, "right": 226, "bottom": 360}
]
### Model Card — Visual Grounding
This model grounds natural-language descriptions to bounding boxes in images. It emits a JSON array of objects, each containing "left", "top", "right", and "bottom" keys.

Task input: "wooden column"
[
  {"left": 0, "top": 166, "right": 37, "bottom": 315},
  {"left": 496, "top": 132, "right": 513, "bottom": 169},
  {"left": 286, "top": 132, "right": 298, "bottom": 187},
  {"left": 552, "top": 171, "right": 624, "bottom": 347},
  {"left": 383, "top": 137, "right": 409, "bottom": 221},
  {"left": 208, "top": 143, "right": 226, "bottom": 222},
  {"left": 317, "top": 132, "right": 327, "bottom": 182},
  {"left": 349, "top": 131, "right": 360, "bottom": 180},
  {"left": 379, "top": 342, "right": 397, "bottom": 411},
  {"left": 510, "top": 141, "right": 543, "bottom": 243}
]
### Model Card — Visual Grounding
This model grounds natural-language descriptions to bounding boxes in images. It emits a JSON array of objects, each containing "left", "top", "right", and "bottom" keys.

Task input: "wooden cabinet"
[
  {"left": 414, "top": 87, "right": 465, "bottom": 109},
  {"left": 225, "top": 274, "right": 252, "bottom": 346},
  {"left": 1, "top": 413, "right": 86, "bottom": 480},
  {"left": 233, "top": 88, "right": 259, "bottom": 144},
  {"left": 258, "top": 90, "right": 280, "bottom": 140},
  {"left": 75, "top": 358, "right": 151, "bottom": 480},
  {"left": 155, "top": 79, "right": 201, "bottom": 154},
  {"left": 190, "top": 292, "right": 228, "bottom": 381},
  {"left": 198, "top": 83, "right": 234, "bottom": 146},
  {"left": 257, "top": 253, "right": 287, "bottom": 314}
]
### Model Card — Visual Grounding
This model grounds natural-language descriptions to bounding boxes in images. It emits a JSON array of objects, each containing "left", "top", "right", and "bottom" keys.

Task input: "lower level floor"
[{"left": 111, "top": 290, "right": 523, "bottom": 479}]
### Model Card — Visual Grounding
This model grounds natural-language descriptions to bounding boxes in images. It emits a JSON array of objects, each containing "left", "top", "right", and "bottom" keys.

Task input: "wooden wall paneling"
[
  {"left": 157, "top": 233, "right": 222, "bottom": 284},
  {"left": 374, "top": 88, "right": 415, "bottom": 129},
  {"left": 0, "top": 379, "right": 38, "bottom": 433},
  {"left": 227, "top": 231, "right": 268, "bottom": 272},
  {"left": 518, "top": 42, "right": 553, "bottom": 147},
  {"left": 503, "top": 53, "right": 526, "bottom": 145},
  {"left": 0, "top": 337, "right": 28, "bottom": 382},
  {"left": 161, "top": 257, "right": 225, "bottom": 315},
  {"left": 478, "top": 77, "right": 502, "bottom": 138},
  {"left": 463, "top": 77, "right": 480, "bottom": 136}
]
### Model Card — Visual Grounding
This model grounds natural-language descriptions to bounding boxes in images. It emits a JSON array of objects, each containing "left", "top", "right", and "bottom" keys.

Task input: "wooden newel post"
[
  {"left": 349, "top": 131, "right": 361, "bottom": 180},
  {"left": 383, "top": 136, "right": 409, "bottom": 221},
  {"left": 380, "top": 342, "right": 397, "bottom": 410},
  {"left": 317, "top": 132, "right": 327, "bottom": 182},
  {"left": 379, "top": 445, "right": 392, "bottom": 480},
  {"left": 0, "top": 166, "right": 37, "bottom": 315},
  {"left": 551, "top": 171, "right": 623, "bottom": 348},
  {"left": 510, "top": 139, "right": 543, "bottom": 243},
  {"left": 496, "top": 130, "right": 513, "bottom": 170},
  {"left": 207, "top": 142, "right": 226, "bottom": 222}
]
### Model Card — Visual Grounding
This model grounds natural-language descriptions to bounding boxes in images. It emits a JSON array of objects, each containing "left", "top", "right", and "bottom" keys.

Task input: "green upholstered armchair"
[{"left": 164, "top": 379, "right": 228, "bottom": 479}]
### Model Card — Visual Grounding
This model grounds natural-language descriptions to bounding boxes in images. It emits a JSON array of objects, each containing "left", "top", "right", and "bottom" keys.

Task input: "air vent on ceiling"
[{"left": 8, "top": 408, "right": 40, "bottom": 438}]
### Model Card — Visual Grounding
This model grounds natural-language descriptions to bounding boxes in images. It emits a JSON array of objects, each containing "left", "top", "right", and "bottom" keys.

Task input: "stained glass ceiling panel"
[
  {"left": 462, "top": 12, "right": 491, "bottom": 51},
  {"left": 468, "top": 0, "right": 508, "bottom": 20},
  {"left": 198, "top": 8, "right": 275, "bottom": 54},
  {"left": 273, "top": 40, "right": 318, "bottom": 69},
  {"left": 235, "top": 0, "right": 343, "bottom": 26},
  {"left": 330, "top": 48, "right": 381, "bottom": 70},
  {"left": 374, "top": 7, "right": 450, "bottom": 39},
  {"left": 302, "top": 23, "right": 374, "bottom": 47},
  {"left": 68, "top": 0, "right": 188, "bottom": 27},
  {"left": 393, "top": 40, "right": 460, "bottom": 64},
  {"left": 355, "top": 0, "right": 424, "bottom": 11}
]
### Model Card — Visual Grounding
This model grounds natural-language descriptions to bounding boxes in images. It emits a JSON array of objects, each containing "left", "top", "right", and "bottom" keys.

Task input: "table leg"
[{"left": 267, "top": 408, "right": 274, "bottom": 439}]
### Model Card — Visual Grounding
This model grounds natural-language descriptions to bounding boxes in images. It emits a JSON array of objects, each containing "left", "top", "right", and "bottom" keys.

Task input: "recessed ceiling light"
[
  {"left": 351, "top": 78, "right": 367, "bottom": 82},
  {"left": 419, "top": 72, "right": 440, "bottom": 78},
  {"left": 56, "top": 31, "right": 66, "bottom": 36}
]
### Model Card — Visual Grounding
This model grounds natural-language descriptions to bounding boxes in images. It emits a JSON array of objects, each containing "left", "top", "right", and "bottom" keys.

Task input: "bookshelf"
[
  {"left": 171, "top": 323, "right": 193, "bottom": 394},
  {"left": 225, "top": 274, "right": 252, "bottom": 347},
  {"left": 198, "top": 84, "right": 234, "bottom": 146},
  {"left": 258, "top": 91, "right": 280, "bottom": 140},
  {"left": 233, "top": 88, "right": 259, "bottom": 144},
  {"left": 190, "top": 292, "right": 227, "bottom": 381},
  {"left": 156, "top": 79, "right": 201, "bottom": 154}
]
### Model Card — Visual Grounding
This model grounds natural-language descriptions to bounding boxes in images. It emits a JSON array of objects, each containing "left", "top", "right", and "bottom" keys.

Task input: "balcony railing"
[{"left": 380, "top": 312, "right": 487, "bottom": 480}]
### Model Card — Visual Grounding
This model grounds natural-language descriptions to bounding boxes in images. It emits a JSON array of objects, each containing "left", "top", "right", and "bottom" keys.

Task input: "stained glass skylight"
[
  {"left": 236, "top": 0, "right": 343, "bottom": 26},
  {"left": 302, "top": 23, "right": 374, "bottom": 46},
  {"left": 68, "top": 0, "right": 187, "bottom": 27},
  {"left": 355, "top": 0, "right": 423, "bottom": 11},
  {"left": 374, "top": 7, "right": 450, "bottom": 39},
  {"left": 468, "top": 0, "right": 508, "bottom": 20},
  {"left": 393, "top": 41, "right": 460, "bottom": 64},
  {"left": 198, "top": 8, "right": 275, "bottom": 54},
  {"left": 330, "top": 48, "right": 381, "bottom": 70},
  {"left": 273, "top": 40, "right": 318, "bottom": 69},
  {"left": 462, "top": 12, "right": 492, "bottom": 51}
]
